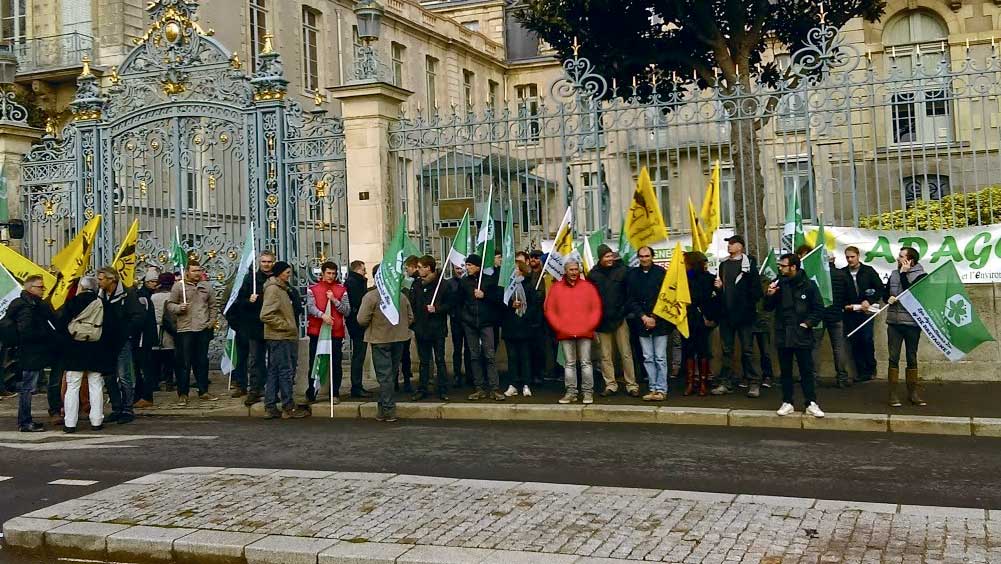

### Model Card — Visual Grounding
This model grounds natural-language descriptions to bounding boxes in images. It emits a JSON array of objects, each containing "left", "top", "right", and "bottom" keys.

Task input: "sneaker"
[
  {"left": 558, "top": 391, "right": 577, "bottom": 404},
  {"left": 90, "top": 424, "right": 103, "bottom": 431},
  {"left": 438, "top": 393, "right": 450, "bottom": 402},
  {"left": 737, "top": 379, "right": 749, "bottom": 389},
  {"left": 281, "top": 407, "right": 293, "bottom": 420},
  {"left": 582, "top": 392, "right": 594, "bottom": 405},
  {"left": 199, "top": 393, "right": 219, "bottom": 402},
  {"left": 244, "top": 392, "right": 261, "bottom": 407},
  {"left": 467, "top": 390, "right": 487, "bottom": 401},
  {"left": 641, "top": 391, "right": 659, "bottom": 401},
  {"left": 503, "top": 385, "right": 518, "bottom": 397},
  {"left": 761, "top": 377, "right": 773, "bottom": 389},
  {"left": 776, "top": 402, "right": 795, "bottom": 416},
  {"left": 746, "top": 384, "right": 761, "bottom": 398},
  {"left": 133, "top": 399, "right": 153, "bottom": 409},
  {"left": 491, "top": 391, "right": 506, "bottom": 401},
  {"left": 522, "top": 385, "right": 532, "bottom": 397},
  {"left": 264, "top": 408, "right": 282, "bottom": 420},
  {"left": 710, "top": 384, "right": 731, "bottom": 396},
  {"left": 19, "top": 422, "right": 44, "bottom": 432},
  {"left": 627, "top": 388, "right": 641, "bottom": 398},
  {"left": 600, "top": 387, "right": 618, "bottom": 397},
  {"left": 230, "top": 388, "right": 246, "bottom": 399},
  {"left": 63, "top": 426, "right": 76, "bottom": 434},
  {"left": 291, "top": 406, "right": 311, "bottom": 419},
  {"left": 331, "top": 396, "right": 341, "bottom": 405},
  {"left": 0, "top": 390, "right": 17, "bottom": 399},
  {"left": 805, "top": 402, "right": 825, "bottom": 418},
  {"left": 176, "top": 396, "right": 189, "bottom": 407},
  {"left": 382, "top": 413, "right": 398, "bottom": 422}
]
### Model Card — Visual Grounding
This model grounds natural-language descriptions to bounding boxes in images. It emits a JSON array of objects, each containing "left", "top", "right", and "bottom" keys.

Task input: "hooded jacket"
[
  {"left": 765, "top": 269, "right": 824, "bottom": 349},
  {"left": 7, "top": 290, "right": 56, "bottom": 370},
  {"left": 260, "top": 277, "right": 300, "bottom": 341},
  {"left": 102, "top": 281, "right": 146, "bottom": 348},
  {"left": 544, "top": 276, "right": 603, "bottom": 341},
  {"left": 230, "top": 269, "right": 273, "bottom": 340},
  {"left": 357, "top": 288, "right": 414, "bottom": 344}
]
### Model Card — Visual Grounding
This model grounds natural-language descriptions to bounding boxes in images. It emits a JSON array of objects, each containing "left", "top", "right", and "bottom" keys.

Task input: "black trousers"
[
  {"left": 416, "top": 336, "right": 448, "bottom": 394},
  {"left": 778, "top": 347, "right": 816, "bottom": 406},
  {"left": 400, "top": 339, "right": 413, "bottom": 384},
  {"left": 176, "top": 331, "right": 211, "bottom": 397},
  {"left": 349, "top": 333, "right": 367, "bottom": 394},
  {"left": 505, "top": 339, "right": 532, "bottom": 388},
  {"left": 233, "top": 330, "right": 249, "bottom": 391},
  {"left": 136, "top": 345, "right": 158, "bottom": 401},
  {"left": 449, "top": 316, "right": 472, "bottom": 383}
]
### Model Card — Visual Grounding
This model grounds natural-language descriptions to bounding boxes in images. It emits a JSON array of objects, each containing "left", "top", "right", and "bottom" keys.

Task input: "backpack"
[{"left": 68, "top": 297, "right": 104, "bottom": 342}]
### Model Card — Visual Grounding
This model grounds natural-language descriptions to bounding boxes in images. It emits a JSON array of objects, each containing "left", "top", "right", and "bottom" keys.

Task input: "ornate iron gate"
[{"left": 20, "top": 0, "right": 347, "bottom": 307}]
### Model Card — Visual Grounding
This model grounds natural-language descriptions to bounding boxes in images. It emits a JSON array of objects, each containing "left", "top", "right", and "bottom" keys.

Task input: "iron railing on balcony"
[{"left": 13, "top": 33, "right": 94, "bottom": 75}]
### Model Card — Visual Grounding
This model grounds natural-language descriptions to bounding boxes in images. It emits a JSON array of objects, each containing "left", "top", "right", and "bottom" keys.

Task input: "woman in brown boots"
[
  {"left": 885, "top": 247, "right": 927, "bottom": 407},
  {"left": 683, "top": 252, "right": 719, "bottom": 396}
]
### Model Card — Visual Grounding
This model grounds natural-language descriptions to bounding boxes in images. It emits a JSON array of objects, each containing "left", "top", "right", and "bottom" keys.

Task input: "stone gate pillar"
[
  {"left": 328, "top": 82, "right": 412, "bottom": 268},
  {"left": 0, "top": 121, "right": 44, "bottom": 251}
]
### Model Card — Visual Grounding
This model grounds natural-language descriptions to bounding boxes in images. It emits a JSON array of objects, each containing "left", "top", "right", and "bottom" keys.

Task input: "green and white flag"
[
  {"left": 759, "top": 250, "right": 779, "bottom": 282},
  {"left": 224, "top": 223, "right": 256, "bottom": 315},
  {"left": 0, "top": 164, "right": 9, "bottom": 223},
  {"left": 446, "top": 210, "right": 472, "bottom": 276},
  {"left": 220, "top": 328, "right": 238, "bottom": 375},
  {"left": 310, "top": 302, "right": 334, "bottom": 386},
  {"left": 782, "top": 187, "right": 806, "bottom": 254},
  {"left": 375, "top": 215, "right": 408, "bottom": 325},
  {"left": 578, "top": 230, "right": 606, "bottom": 274},
  {"left": 617, "top": 217, "right": 638, "bottom": 267},
  {"left": 898, "top": 262, "right": 995, "bottom": 361},
  {"left": 499, "top": 199, "right": 519, "bottom": 304},
  {"left": 0, "top": 260, "right": 22, "bottom": 318},
  {"left": 476, "top": 189, "right": 496, "bottom": 275},
  {"left": 170, "top": 226, "right": 188, "bottom": 271},
  {"left": 802, "top": 245, "right": 833, "bottom": 307}
]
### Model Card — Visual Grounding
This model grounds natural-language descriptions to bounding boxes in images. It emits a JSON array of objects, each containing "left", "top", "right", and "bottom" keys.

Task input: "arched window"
[{"left": 883, "top": 10, "right": 948, "bottom": 73}]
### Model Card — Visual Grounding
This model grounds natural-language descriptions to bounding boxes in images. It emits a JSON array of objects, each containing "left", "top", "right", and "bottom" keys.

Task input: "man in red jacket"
[
  {"left": 544, "top": 259, "right": 603, "bottom": 405},
  {"left": 307, "top": 262, "right": 350, "bottom": 404}
]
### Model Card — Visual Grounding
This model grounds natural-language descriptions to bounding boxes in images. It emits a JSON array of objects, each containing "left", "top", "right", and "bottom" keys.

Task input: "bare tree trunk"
[{"left": 729, "top": 117, "right": 768, "bottom": 259}]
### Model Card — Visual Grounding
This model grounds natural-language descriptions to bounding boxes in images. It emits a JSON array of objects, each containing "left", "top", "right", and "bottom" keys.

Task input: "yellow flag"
[
  {"left": 49, "top": 215, "right": 101, "bottom": 310},
  {"left": 624, "top": 167, "right": 668, "bottom": 249},
  {"left": 688, "top": 198, "right": 708, "bottom": 253},
  {"left": 699, "top": 160, "right": 721, "bottom": 240},
  {"left": 113, "top": 219, "right": 140, "bottom": 288},
  {"left": 0, "top": 244, "right": 56, "bottom": 290},
  {"left": 653, "top": 242, "right": 691, "bottom": 338}
]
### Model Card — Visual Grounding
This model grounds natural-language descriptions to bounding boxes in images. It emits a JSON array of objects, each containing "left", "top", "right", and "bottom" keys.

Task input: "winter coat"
[
  {"left": 101, "top": 282, "right": 145, "bottom": 350},
  {"left": 58, "top": 291, "right": 117, "bottom": 374},
  {"left": 167, "top": 280, "right": 216, "bottom": 333},
  {"left": 136, "top": 286, "right": 159, "bottom": 349},
  {"left": 625, "top": 264, "right": 673, "bottom": 337},
  {"left": 687, "top": 269, "right": 720, "bottom": 327},
  {"left": 344, "top": 270, "right": 368, "bottom": 339},
  {"left": 717, "top": 254, "right": 762, "bottom": 327},
  {"left": 823, "top": 264, "right": 849, "bottom": 324},
  {"left": 588, "top": 260, "right": 629, "bottom": 333},
  {"left": 842, "top": 263, "right": 886, "bottom": 328},
  {"left": 544, "top": 277, "right": 603, "bottom": 341},
  {"left": 409, "top": 273, "right": 450, "bottom": 341},
  {"left": 886, "top": 264, "right": 927, "bottom": 327},
  {"left": 456, "top": 271, "right": 501, "bottom": 329},
  {"left": 306, "top": 281, "right": 349, "bottom": 339},
  {"left": 765, "top": 270, "right": 824, "bottom": 349},
  {"left": 357, "top": 288, "right": 414, "bottom": 344},
  {"left": 151, "top": 291, "right": 176, "bottom": 350},
  {"left": 260, "top": 277, "right": 301, "bottom": 341},
  {"left": 229, "top": 269, "right": 272, "bottom": 340},
  {"left": 502, "top": 279, "right": 538, "bottom": 341},
  {"left": 7, "top": 291, "right": 56, "bottom": 370}
]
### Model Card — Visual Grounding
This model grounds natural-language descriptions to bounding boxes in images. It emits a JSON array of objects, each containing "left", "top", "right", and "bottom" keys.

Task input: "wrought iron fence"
[{"left": 13, "top": 32, "right": 93, "bottom": 74}]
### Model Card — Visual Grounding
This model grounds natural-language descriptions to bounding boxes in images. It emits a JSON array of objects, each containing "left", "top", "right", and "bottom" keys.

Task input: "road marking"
[
  {"left": 0, "top": 434, "right": 217, "bottom": 451},
  {"left": 0, "top": 476, "right": 11, "bottom": 482},
  {"left": 48, "top": 479, "right": 99, "bottom": 486}
]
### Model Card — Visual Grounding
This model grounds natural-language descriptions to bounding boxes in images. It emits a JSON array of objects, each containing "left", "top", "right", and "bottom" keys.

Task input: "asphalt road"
[{"left": 1, "top": 415, "right": 1000, "bottom": 562}]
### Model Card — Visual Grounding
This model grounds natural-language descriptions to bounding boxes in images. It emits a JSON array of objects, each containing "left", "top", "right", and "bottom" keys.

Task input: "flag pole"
[
  {"left": 329, "top": 345, "right": 334, "bottom": 418},
  {"left": 430, "top": 266, "right": 446, "bottom": 305},
  {"left": 176, "top": 226, "right": 187, "bottom": 304},
  {"left": 251, "top": 222, "right": 257, "bottom": 296},
  {"left": 843, "top": 263, "right": 940, "bottom": 339}
]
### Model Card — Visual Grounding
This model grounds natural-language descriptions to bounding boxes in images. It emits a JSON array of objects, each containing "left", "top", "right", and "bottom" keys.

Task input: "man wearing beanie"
[
  {"left": 133, "top": 270, "right": 162, "bottom": 408},
  {"left": 588, "top": 244, "right": 639, "bottom": 397},
  {"left": 259, "top": 261, "right": 307, "bottom": 419},
  {"left": 455, "top": 253, "right": 505, "bottom": 401}
]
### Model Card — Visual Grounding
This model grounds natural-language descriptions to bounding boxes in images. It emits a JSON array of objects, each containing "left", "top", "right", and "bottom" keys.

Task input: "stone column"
[
  {"left": 328, "top": 81, "right": 412, "bottom": 268},
  {"left": 0, "top": 122, "right": 44, "bottom": 250}
]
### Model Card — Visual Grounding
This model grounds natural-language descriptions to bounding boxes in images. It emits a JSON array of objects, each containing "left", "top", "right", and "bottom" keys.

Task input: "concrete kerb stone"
[
  {"left": 899, "top": 504, "right": 987, "bottom": 519},
  {"left": 396, "top": 545, "right": 498, "bottom": 564},
  {"left": 387, "top": 474, "right": 459, "bottom": 486},
  {"left": 394, "top": 402, "right": 444, "bottom": 419},
  {"left": 44, "top": 521, "right": 131, "bottom": 559},
  {"left": 21, "top": 498, "right": 94, "bottom": 519},
  {"left": 440, "top": 402, "right": 515, "bottom": 421},
  {"left": 244, "top": 535, "right": 340, "bottom": 564},
  {"left": 333, "top": 402, "right": 361, "bottom": 419},
  {"left": 481, "top": 550, "right": 580, "bottom": 563},
  {"left": 1, "top": 517, "right": 68, "bottom": 550},
  {"left": 106, "top": 525, "right": 198, "bottom": 562},
  {"left": 173, "top": 530, "right": 267, "bottom": 564},
  {"left": 359, "top": 402, "right": 379, "bottom": 418},
  {"left": 728, "top": 409, "right": 803, "bottom": 429},
  {"left": 572, "top": 558, "right": 640, "bottom": 564},
  {"left": 801, "top": 412, "right": 889, "bottom": 433},
  {"left": 813, "top": 499, "right": 898, "bottom": 514},
  {"left": 124, "top": 473, "right": 177, "bottom": 485},
  {"left": 735, "top": 494, "right": 816, "bottom": 508},
  {"left": 655, "top": 490, "right": 736, "bottom": 504},
  {"left": 218, "top": 467, "right": 282, "bottom": 477},
  {"left": 656, "top": 406, "right": 730, "bottom": 426},
  {"left": 162, "top": 466, "right": 226, "bottom": 475},
  {"left": 989, "top": 510, "right": 1001, "bottom": 521},
  {"left": 511, "top": 403, "right": 583, "bottom": 422},
  {"left": 581, "top": 404, "right": 657, "bottom": 423},
  {"left": 318, "top": 541, "right": 410, "bottom": 564},
  {"left": 972, "top": 417, "right": 1001, "bottom": 437},
  {"left": 889, "top": 415, "right": 972, "bottom": 436}
]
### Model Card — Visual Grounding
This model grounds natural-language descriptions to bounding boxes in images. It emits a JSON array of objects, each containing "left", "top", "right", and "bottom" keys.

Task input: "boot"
[
  {"left": 698, "top": 359, "right": 710, "bottom": 396},
  {"left": 887, "top": 367, "right": 902, "bottom": 407},
  {"left": 905, "top": 368, "right": 926, "bottom": 406},
  {"left": 684, "top": 359, "right": 696, "bottom": 396}
]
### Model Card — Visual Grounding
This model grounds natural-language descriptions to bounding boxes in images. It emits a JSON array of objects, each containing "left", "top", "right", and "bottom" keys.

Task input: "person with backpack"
[
  {"left": 7, "top": 274, "right": 57, "bottom": 432},
  {"left": 97, "top": 266, "right": 146, "bottom": 424},
  {"left": 58, "top": 276, "right": 111, "bottom": 433}
]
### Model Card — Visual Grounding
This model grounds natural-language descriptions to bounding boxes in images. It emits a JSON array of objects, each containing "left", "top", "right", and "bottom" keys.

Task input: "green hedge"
[{"left": 859, "top": 185, "right": 1001, "bottom": 230}]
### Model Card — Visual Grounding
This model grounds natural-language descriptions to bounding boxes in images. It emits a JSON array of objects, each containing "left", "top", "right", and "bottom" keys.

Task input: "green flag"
[
  {"left": 617, "top": 217, "right": 638, "bottom": 267},
  {"left": 476, "top": 189, "right": 496, "bottom": 275},
  {"left": 170, "top": 226, "right": 188, "bottom": 271},
  {"left": 446, "top": 210, "right": 472, "bottom": 276},
  {"left": 375, "top": 215, "right": 408, "bottom": 325},
  {"left": 499, "top": 199, "right": 518, "bottom": 304},
  {"left": 0, "top": 259, "right": 22, "bottom": 318},
  {"left": 579, "top": 230, "right": 606, "bottom": 274},
  {"left": 220, "top": 328, "right": 238, "bottom": 375},
  {"left": 403, "top": 235, "right": 421, "bottom": 261},
  {"left": 802, "top": 246, "right": 832, "bottom": 307},
  {"left": 759, "top": 250, "right": 779, "bottom": 282},
  {"left": 0, "top": 164, "right": 9, "bottom": 223},
  {"left": 224, "top": 223, "right": 256, "bottom": 315},
  {"left": 897, "top": 262, "right": 994, "bottom": 361},
  {"left": 310, "top": 302, "right": 334, "bottom": 386},
  {"left": 783, "top": 186, "right": 806, "bottom": 253}
]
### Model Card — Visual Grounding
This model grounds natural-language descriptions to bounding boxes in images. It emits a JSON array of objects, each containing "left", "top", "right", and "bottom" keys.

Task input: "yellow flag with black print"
[
  {"left": 653, "top": 242, "right": 691, "bottom": 338},
  {"left": 624, "top": 167, "right": 668, "bottom": 249},
  {"left": 113, "top": 219, "right": 140, "bottom": 288},
  {"left": 49, "top": 215, "right": 101, "bottom": 310}
]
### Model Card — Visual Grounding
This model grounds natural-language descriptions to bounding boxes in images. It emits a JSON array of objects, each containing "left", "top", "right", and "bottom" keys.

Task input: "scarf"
[
  {"left": 512, "top": 275, "right": 527, "bottom": 317},
  {"left": 728, "top": 254, "right": 751, "bottom": 286}
]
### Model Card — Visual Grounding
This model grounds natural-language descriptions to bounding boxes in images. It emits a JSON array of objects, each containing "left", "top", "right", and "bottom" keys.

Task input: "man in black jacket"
[
  {"left": 133, "top": 272, "right": 161, "bottom": 408},
  {"left": 230, "top": 250, "right": 275, "bottom": 405},
  {"left": 445, "top": 264, "right": 472, "bottom": 388},
  {"left": 344, "top": 260, "right": 372, "bottom": 398},
  {"left": 812, "top": 253, "right": 851, "bottom": 388},
  {"left": 409, "top": 255, "right": 450, "bottom": 401},
  {"left": 457, "top": 254, "right": 504, "bottom": 401},
  {"left": 589, "top": 244, "right": 638, "bottom": 397},
  {"left": 711, "top": 235, "right": 763, "bottom": 398},
  {"left": 96, "top": 266, "right": 145, "bottom": 425},
  {"left": 625, "top": 246, "right": 672, "bottom": 401},
  {"left": 841, "top": 246, "right": 886, "bottom": 383},
  {"left": 8, "top": 274, "right": 56, "bottom": 431},
  {"left": 765, "top": 253, "right": 825, "bottom": 418}
]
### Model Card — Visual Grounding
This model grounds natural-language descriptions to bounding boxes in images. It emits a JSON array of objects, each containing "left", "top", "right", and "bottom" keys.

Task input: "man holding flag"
[
  {"left": 230, "top": 250, "right": 276, "bottom": 406},
  {"left": 711, "top": 235, "right": 764, "bottom": 398},
  {"left": 625, "top": 246, "right": 671, "bottom": 401},
  {"left": 456, "top": 254, "right": 504, "bottom": 401},
  {"left": 409, "top": 255, "right": 450, "bottom": 401},
  {"left": 306, "top": 262, "right": 350, "bottom": 405}
]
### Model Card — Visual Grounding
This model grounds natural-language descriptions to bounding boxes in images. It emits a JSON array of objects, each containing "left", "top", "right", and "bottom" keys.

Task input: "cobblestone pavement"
[{"left": 21, "top": 468, "right": 1001, "bottom": 563}]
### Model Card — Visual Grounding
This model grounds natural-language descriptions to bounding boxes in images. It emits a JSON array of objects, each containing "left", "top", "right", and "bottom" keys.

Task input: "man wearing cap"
[
  {"left": 259, "top": 261, "right": 307, "bottom": 419},
  {"left": 588, "top": 244, "right": 639, "bottom": 396},
  {"left": 456, "top": 254, "right": 504, "bottom": 401},
  {"left": 711, "top": 235, "right": 764, "bottom": 397}
]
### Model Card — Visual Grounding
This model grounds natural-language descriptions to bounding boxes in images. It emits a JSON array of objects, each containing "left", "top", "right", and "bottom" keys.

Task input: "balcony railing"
[{"left": 13, "top": 33, "right": 94, "bottom": 75}]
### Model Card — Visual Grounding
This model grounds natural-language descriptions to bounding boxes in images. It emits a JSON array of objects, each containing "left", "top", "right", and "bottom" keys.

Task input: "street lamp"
[{"left": 352, "top": 0, "right": 384, "bottom": 81}]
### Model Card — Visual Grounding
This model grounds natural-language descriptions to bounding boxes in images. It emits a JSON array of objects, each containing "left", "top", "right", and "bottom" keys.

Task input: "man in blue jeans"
[
  {"left": 8, "top": 274, "right": 56, "bottom": 432},
  {"left": 98, "top": 266, "right": 147, "bottom": 424},
  {"left": 259, "top": 261, "right": 307, "bottom": 419},
  {"left": 625, "top": 246, "right": 672, "bottom": 401}
]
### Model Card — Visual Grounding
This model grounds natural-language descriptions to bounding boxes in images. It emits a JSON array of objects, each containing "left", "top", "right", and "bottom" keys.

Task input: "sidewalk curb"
[{"left": 236, "top": 400, "right": 998, "bottom": 438}]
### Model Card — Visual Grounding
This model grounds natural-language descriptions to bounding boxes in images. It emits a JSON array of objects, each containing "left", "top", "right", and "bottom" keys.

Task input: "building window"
[
  {"left": 461, "top": 20, "right": 479, "bottom": 32},
  {"left": 515, "top": 84, "right": 540, "bottom": 145},
  {"left": 301, "top": 7, "right": 320, "bottom": 92},
  {"left": 650, "top": 166, "right": 671, "bottom": 227},
  {"left": 781, "top": 161, "right": 815, "bottom": 222},
  {"left": 580, "top": 172, "right": 601, "bottom": 233},
  {"left": 462, "top": 69, "right": 474, "bottom": 110},
  {"left": 185, "top": 170, "right": 198, "bottom": 210},
  {"left": 520, "top": 182, "right": 542, "bottom": 233},
  {"left": 391, "top": 42, "right": 405, "bottom": 87},
  {"left": 1, "top": 0, "right": 25, "bottom": 43},
  {"left": 488, "top": 80, "right": 499, "bottom": 108},
  {"left": 903, "top": 174, "right": 949, "bottom": 206},
  {"left": 719, "top": 167, "right": 736, "bottom": 227},
  {"left": 249, "top": 0, "right": 268, "bottom": 70},
  {"left": 425, "top": 55, "right": 438, "bottom": 112}
]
